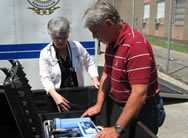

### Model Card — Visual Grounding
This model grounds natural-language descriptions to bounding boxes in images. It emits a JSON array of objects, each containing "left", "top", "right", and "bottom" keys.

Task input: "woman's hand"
[
  {"left": 92, "top": 77, "right": 100, "bottom": 89},
  {"left": 49, "top": 89, "right": 71, "bottom": 112},
  {"left": 55, "top": 94, "right": 71, "bottom": 112}
]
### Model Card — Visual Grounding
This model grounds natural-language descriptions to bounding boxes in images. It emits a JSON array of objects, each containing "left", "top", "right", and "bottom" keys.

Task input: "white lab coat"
[{"left": 39, "top": 40, "right": 98, "bottom": 93}]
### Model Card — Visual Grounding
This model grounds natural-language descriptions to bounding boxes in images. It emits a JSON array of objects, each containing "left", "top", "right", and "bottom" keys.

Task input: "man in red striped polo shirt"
[{"left": 82, "top": 1, "right": 165, "bottom": 137}]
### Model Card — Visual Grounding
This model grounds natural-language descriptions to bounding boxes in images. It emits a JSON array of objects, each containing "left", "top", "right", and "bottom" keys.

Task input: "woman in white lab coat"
[{"left": 39, "top": 16, "right": 99, "bottom": 112}]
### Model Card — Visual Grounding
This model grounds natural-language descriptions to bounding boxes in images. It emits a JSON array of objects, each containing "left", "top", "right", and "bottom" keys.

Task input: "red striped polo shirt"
[{"left": 104, "top": 23, "right": 159, "bottom": 103}]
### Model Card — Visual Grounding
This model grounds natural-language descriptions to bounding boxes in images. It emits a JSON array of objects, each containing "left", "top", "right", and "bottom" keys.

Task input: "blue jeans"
[
  {"left": 106, "top": 95, "right": 165, "bottom": 135},
  {"left": 137, "top": 96, "right": 166, "bottom": 134}
]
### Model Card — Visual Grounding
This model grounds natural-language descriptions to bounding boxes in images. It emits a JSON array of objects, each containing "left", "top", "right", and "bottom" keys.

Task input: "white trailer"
[{"left": 0, "top": 0, "right": 97, "bottom": 89}]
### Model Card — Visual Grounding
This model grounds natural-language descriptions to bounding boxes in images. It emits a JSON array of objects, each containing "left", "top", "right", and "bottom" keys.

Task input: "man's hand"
[
  {"left": 81, "top": 104, "right": 101, "bottom": 117},
  {"left": 96, "top": 127, "right": 119, "bottom": 138}
]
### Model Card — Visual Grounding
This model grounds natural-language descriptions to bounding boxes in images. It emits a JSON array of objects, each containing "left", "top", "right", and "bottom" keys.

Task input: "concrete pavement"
[
  {"left": 158, "top": 101, "right": 188, "bottom": 138},
  {"left": 153, "top": 46, "right": 188, "bottom": 138},
  {"left": 153, "top": 46, "right": 188, "bottom": 86}
]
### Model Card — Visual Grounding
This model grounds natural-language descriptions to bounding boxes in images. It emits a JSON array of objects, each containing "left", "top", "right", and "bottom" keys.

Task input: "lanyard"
[
  {"left": 66, "top": 41, "right": 74, "bottom": 70},
  {"left": 53, "top": 41, "right": 74, "bottom": 70}
]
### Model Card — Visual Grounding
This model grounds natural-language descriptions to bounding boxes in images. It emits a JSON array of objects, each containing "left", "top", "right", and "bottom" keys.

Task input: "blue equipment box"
[{"left": 43, "top": 117, "right": 99, "bottom": 138}]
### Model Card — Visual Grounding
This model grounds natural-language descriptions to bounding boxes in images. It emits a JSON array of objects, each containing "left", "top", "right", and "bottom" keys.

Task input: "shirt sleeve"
[
  {"left": 74, "top": 41, "right": 99, "bottom": 78},
  {"left": 127, "top": 41, "right": 154, "bottom": 84},
  {"left": 39, "top": 50, "right": 55, "bottom": 93}
]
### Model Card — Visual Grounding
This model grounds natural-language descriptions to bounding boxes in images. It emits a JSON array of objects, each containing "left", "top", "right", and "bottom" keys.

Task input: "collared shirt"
[{"left": 104, "top": 23, "right": 159, "bottom": 103}]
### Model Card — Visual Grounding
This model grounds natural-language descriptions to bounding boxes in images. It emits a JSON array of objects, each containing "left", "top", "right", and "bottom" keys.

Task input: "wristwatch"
[{"left": 114, "top": 124, "right": 124, "bottom": 134}]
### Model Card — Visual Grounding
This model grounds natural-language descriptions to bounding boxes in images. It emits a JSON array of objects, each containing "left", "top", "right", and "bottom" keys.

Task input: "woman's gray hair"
[
  {"left": 47, "top": 16, "right": 70, "bottom": 36},
  {"left": 84, "top": 0, "right": 121, "bottom": 28}
]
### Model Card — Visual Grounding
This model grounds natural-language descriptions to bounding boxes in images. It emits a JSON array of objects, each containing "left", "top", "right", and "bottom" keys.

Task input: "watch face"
[{"left": 115, "top": 124, "right": 123, "bottom": 134}]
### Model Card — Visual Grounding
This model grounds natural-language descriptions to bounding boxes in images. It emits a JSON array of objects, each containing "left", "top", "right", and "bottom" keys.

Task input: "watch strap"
[{"left": 114, "top": 124, "right": 124, "bottom": 134}]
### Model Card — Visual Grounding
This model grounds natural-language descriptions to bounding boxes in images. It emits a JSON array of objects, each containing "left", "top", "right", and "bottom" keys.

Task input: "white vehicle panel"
[{"left": 0, "top": 0, "right": 97, "bottom": 89}]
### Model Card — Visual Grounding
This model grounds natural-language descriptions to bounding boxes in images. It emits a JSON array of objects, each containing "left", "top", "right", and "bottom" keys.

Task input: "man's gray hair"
[
  {"left": 47, "top": 16, "right": 70, "bottom": 36},
  {"left": 84, "top": 0, "right": 121, "bottom": 28}
]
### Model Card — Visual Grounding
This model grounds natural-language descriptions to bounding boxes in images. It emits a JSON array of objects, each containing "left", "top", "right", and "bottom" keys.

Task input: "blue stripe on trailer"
[
  {"left": 0, "top": 43, "right": 47, "bottom": 51},
  {"left": 0, "top": 41, "right": 95, "bottom": 60},
  {"left": 0, "top": 52, "right": 40, "bottom": 60}
]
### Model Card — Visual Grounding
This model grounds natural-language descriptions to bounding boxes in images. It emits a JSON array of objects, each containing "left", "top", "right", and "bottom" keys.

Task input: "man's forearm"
[
  {"left": 96, "top": 72, "right": 108, "bottom": 107},
  {"left": 116, "top": 85, "right": 148, "bottom": 129},
  {"left": 81, "top": 72, "right": 107, "bottom": 117},
  {"left": 96, "top": 87, "right": 105, "bottom": 108}
]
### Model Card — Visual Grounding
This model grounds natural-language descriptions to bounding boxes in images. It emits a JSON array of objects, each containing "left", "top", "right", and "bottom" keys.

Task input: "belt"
[
  {"left": 108, "top": 94, "right": 161, "bottom": 107},
  {"left": 108, "top": 95, "right": 126, "bottom": 107}
]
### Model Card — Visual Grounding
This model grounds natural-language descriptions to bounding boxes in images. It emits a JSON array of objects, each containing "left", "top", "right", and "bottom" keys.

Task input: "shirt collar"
[{"left": 114, "top": 23, "right": 130, "bottom": 48}]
